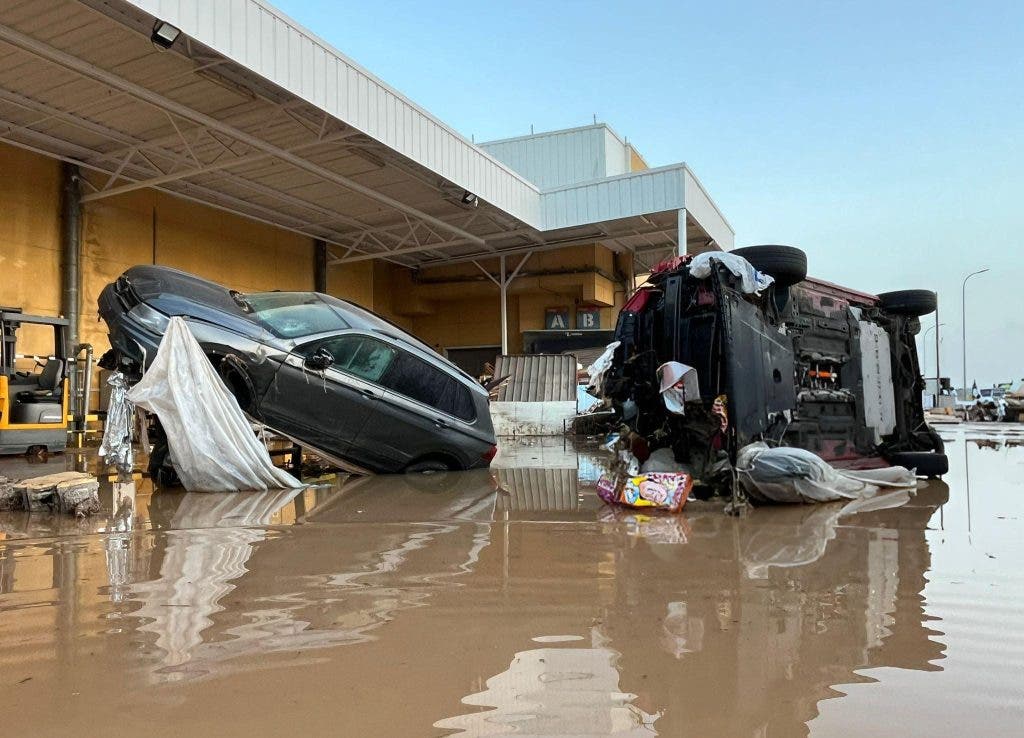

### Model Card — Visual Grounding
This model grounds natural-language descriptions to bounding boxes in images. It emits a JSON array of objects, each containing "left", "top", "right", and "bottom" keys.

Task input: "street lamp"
[
  {"left": 922, "top": 322, "right": 945, "bottom": 382},
  {"left": 962, "top": 268, "right": 989, "bottom": 399}
]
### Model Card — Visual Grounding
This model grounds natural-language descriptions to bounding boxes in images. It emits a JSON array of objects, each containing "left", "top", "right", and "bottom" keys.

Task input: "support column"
[
  {"left": 677, "top": 208, "right": 688, "bottom": 257},
  {"left": 313, "top": 239, "right": 328, "bottom": 292},
  {"left": 60, "top": 162, "right": 82, "bottom": 355},
  {"left": 500, "top": 255, "right": 508, "bottom": 356}
]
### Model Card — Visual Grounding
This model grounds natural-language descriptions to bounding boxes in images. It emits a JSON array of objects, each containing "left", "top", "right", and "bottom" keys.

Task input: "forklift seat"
[{"left": 16, "top": 359, "right": 64, "bottom": 403}]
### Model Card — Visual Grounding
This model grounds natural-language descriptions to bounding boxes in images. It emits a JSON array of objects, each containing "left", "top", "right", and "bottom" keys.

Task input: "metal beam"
[
  {"left": 0, "top": 121, "right": 413, "bottom": 267},
  {"left": 0, "top": 23, "right": 487, "bottom": 248},
  {"left": 80, "top": 130, "right": 352, "bottom": 202}
]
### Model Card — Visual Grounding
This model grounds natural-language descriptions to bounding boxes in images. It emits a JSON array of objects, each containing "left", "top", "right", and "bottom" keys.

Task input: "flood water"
[{"left": 1, "top": 425, "right": 1023, "bottom": 736}]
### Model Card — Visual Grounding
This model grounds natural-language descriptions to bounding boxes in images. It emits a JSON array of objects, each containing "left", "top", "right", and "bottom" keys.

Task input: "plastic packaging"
[
  {"left": 127, "top": 317, "right": 302, "bottom": 492},
  {"left": 98, "top": 371, "right": 135, "bottom": 474},
  {"left": 597, "top": 471, "right": 693, "bottom": 513},
  {"left": 736, "top": 442, "right": 917, "bottom": 504},
  {"left": 688, "top": 252, "right": 774, "bottom": 295}
]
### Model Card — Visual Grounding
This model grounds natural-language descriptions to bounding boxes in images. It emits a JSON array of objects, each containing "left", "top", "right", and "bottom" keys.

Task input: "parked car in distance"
[
  {"left": 99, "top": 265, "right": 497, "bottom": 475},
  {"left": 602, "top": 245, "right": 947, "bottom": 488}
]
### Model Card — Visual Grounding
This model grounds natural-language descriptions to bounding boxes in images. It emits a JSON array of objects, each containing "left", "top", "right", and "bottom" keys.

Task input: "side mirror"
[{"left": 305, "top": 347, "right": 334, "bottom": 372}]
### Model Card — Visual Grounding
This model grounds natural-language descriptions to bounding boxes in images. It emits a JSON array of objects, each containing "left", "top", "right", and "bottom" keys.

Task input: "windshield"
[{"left": 243, "top": 292, "right": 350, "bottom": 338}]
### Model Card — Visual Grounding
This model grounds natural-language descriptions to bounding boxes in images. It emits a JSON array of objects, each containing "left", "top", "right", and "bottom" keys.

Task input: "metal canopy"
[{"left": 0, "top": 0, "right": 733, "bottom": 271}]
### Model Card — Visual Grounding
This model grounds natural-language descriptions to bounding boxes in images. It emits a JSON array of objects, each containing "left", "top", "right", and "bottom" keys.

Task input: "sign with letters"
[
  {"left": 576, "top": 307, "right": 601, "bottom": 329},
  {"left": 545, "top": 308, "right": 569, "bottom": 330}
]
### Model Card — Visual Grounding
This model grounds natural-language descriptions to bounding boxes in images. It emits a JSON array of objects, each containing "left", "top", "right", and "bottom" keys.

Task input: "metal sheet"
[{"left": 494, "top": 354, "right": 576, "bottom": 403}]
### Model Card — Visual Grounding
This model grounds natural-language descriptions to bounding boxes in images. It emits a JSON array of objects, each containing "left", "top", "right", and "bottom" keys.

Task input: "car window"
[
  {"left": 381, "top": 351, "right": 476, "bottom": 421},
  {"left": 244, "top": 292, "right": 350, "bottom": 338},
  {"left": 303, "top": 335, "right": 396, "bottom": 383}
]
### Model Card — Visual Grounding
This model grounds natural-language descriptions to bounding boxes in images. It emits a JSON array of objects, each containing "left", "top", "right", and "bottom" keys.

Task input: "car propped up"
[{"left": 98, "top": 265, "right": 497, "bottom": 476}]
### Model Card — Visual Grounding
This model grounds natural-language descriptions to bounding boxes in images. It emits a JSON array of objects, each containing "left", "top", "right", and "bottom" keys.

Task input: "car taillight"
[{"left": 481, "top": 444, "right": 498, "bottom": 463}]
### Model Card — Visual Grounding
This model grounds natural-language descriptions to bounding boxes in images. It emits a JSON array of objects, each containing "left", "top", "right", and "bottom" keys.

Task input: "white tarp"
[
  {"left": 736, "top": 442, "right": 917, "bottom": 505},
  {"left": 688, "top": 252, "right": 774, "bottom": 294},
  {"left": 128, "top": 317, "right": 302, "bottom": 492}
]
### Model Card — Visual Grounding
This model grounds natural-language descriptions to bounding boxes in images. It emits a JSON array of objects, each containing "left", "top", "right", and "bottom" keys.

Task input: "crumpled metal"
[{"left": 98, "top": 370, "right": 135, "bottom": 474}]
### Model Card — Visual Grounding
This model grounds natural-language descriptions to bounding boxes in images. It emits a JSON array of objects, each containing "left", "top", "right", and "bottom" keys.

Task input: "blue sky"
[{"left": 274, "top": 0, "right": 1023, "bottom": 387}]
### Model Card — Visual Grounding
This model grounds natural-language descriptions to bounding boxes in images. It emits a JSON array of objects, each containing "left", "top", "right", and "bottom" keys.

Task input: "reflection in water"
[
  {"left": 0, "top": 443, "right": 968, "bottom": 735},
  {"left": 436, "top": 635, "right": 660, "bottom": 736},
  {"left": 122, "top": 483, "right": 493, "bottom": 681}
]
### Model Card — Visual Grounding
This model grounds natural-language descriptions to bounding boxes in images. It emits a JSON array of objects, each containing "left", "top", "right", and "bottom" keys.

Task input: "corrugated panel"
[
  {"left": 494, "top": 354, "right": 576, "bottom": 402},
  {"left": 540, "top": 165, "right": 686, "bottom": 231},
  {"left": 121, "top": 0, "right": 542, "bottom": 225},
  {"left": 494, "top": 468, "right": 579, "bottom": 513},
  {"left": 563, "top": 346, "right": 608, "bottom": 371},
  {"left": 480, "top": 125, "right": 606, "bottom": 189},
  {"left": 683, "top": 167, "right": 735, "bottom": 250}
]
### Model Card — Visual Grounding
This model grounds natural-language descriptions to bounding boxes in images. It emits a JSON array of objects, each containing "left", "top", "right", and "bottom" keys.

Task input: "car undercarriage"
[{"left": 601, "top": 246, "right": 946, "bottom": 495}]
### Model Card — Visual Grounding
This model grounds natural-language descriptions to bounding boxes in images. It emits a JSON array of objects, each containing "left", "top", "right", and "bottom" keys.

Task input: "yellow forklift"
[{"left": 0, "top": 308, "right": 73, "bottom": 454}]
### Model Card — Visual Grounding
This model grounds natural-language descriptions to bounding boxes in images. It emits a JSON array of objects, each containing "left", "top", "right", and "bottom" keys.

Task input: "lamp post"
[
  {"left": 922, "top": 322, "right": 945, "bottom": 382},
  {"left": 962, "top": 268, "right": 989, "bottom": 399}
]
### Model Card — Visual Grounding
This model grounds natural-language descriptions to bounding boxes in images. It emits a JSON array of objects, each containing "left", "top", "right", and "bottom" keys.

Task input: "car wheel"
[
  {"left": 730, "top": 245, "right": 808, "bottom": 286},
  {"left": 887, "top": 451, "right": 948, "bottom": 478},
  {"left": 405, "top": 458, "right": 454, "bottom": 473},
  {"left": 148, "top": 441, "right": 182, "bottom": 488},
  {"left": 877, "top": 289, "right": 937, "bottom": 317}
]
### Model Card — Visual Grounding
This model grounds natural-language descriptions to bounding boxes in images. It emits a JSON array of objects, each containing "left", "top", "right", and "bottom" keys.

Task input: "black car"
[
  {"left": 99, "top": 266, "right": 497, "bottom": 474},
  {"left": 602, "top": 245, "right": 947, "bottom": 487}
]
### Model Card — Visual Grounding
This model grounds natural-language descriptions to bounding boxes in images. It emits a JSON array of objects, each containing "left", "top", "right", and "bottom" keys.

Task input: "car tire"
[
  {"left": 148, "top": 441, "right": 182, "bottom": 488},
  {"left": 877, "top": 289, "right": 937, "bottom": 317},
  {"left": 405, "top": 458, "right": 454, "bottom": 473},
  {"left": 887, "top": 451, "right": 948, "bottom": 478},
  {"left": 730, "top": 245, "right": 808, "bottom": 286}
]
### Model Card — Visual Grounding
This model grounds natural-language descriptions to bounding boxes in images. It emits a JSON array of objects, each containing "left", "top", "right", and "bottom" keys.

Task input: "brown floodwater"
[{"left": 1, "top": 426, "right": 1023, "bottom": 736}]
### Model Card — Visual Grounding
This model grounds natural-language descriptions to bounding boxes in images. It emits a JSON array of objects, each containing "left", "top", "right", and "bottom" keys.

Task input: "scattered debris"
[
  {"left": 0, "top": 475, "right": 17, "bottom": 510},
  {"left": 5, "top": 471, "right": 100, "bottom": 517}
]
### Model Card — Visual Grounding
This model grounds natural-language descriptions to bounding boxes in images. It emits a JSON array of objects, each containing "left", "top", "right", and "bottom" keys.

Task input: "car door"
[
  {"left": 263, "top": 333, "right": 396, "bottom": 460},
  {"left": 356, "top": 348, "right": 484, "bottom": 471}
]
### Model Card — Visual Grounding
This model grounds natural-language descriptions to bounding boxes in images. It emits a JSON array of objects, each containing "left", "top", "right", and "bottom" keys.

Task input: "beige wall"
[{"left": 0, "top": 146, "right": 63, "bottom": 357}]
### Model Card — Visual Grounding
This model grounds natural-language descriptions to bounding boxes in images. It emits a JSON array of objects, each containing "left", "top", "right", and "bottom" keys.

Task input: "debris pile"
[{"left": 0, "top": 471, "right": 100, "bottom": 517}]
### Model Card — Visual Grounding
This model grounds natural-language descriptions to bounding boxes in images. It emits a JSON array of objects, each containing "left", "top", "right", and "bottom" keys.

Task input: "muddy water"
[{"left": 1, "top": 429, "right": 1022, "bottom": 736}]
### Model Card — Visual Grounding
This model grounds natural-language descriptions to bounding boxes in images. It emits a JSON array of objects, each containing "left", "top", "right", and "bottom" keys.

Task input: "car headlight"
[{"left": 128, "top": 303, "right": 170, "bottom": 333}]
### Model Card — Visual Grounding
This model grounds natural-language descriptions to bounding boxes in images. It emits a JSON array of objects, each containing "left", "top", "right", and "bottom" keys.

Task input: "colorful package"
[{"left": 597, "top": 471, "right": 693, "bottom": 513}]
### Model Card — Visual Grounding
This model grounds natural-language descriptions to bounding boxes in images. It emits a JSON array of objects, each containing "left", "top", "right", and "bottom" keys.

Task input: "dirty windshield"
[{"left": 243, "top": 292, "right": 350, "bottom": 338}]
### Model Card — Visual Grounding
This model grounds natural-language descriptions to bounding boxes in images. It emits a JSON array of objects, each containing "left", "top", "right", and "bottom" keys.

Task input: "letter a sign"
[{"left": 545, "top": 308, "right": 569, "bottom": 330}]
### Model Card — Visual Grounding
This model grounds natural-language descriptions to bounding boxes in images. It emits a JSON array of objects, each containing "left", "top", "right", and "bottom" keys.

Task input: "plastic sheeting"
[
  {"left": 98, "top": 371, "right": 134, "bottom": 474},
  {"left": 688, "top": 252, "right": 774, "bottom": 294},
  {"left": 128, "top": 317, "right": 302, "bottom": 492},
  {"left": 736, "top": 442, "right": 917, "bottom": 504},
  {"left": 586, "top": 341, "right": 620, "bottom": 394}
]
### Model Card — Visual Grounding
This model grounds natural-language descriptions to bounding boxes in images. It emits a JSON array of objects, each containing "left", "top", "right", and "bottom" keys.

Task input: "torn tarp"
[
  {"left": 128, "top": 317, "right": 302, "bottom": 492},
  {"left": 737, "top": 442, "right": 916, "bottom": 505}
]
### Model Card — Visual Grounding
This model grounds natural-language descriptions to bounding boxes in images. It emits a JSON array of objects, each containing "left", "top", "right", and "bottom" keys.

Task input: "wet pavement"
[{"left": 1, "top": 427, "right": 1023, "bottom": 736}]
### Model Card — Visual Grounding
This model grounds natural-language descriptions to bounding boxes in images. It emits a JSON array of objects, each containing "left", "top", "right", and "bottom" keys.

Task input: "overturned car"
[
  {"left": 99, "top": 266, "right": 497, "bottom": 474},
  {"left": 601, "top": 245, "right": 947, "bottom": 491}
]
